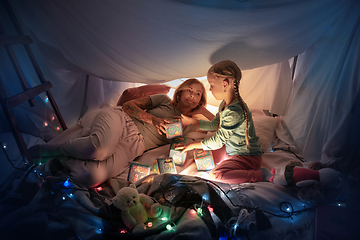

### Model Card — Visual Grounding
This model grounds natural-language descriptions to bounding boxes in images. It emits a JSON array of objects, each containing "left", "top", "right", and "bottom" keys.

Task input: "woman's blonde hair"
[
  {"left": 172, "top": 78, "right": 207, "bottom": 112},
  {"left": 208, "top": 60, "right": 250, "bottom": 148}
]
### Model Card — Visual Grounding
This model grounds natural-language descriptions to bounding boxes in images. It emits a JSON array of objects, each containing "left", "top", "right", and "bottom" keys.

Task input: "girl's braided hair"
[{"left": 208, "top": 60, "right": 250, "bottom": 148}]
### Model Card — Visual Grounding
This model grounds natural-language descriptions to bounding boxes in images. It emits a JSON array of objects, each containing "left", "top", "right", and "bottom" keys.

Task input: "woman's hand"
[
  {"left": 123, "top": 97, "right": 170, "bottom": 134},
  {"left": 152, "top": 116, "right": 170, "bottom": 135},
  {"left": 175, "top": 141, "right": 203, "bottom": 154}
]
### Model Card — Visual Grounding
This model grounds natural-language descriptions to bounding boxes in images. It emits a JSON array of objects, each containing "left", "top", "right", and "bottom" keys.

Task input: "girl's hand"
[
  {"left": 181, "top": 114, "right": 199, "bottom": 127},
  {"left": 152, "top": 117, "right": 170, "bottom": 135},
  {"left": 188, "top": 105, "right": 215, "bottom": 121},
  {"left": 175, "top": 141, "right": 202, "bottom": 154}
]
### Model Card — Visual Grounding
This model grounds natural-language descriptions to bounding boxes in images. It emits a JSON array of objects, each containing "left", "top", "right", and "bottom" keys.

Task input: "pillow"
[
  {"left": 117, "top": 84, "right": 171, "bottom": 106},
  {"left": 252, "top": 115, "right": 279, "bottom": 152},
  {"left": 275, "top": 119, "right": 296, "bottom": 146}
]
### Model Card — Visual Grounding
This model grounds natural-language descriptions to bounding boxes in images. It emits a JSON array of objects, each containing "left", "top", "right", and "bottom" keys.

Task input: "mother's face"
[{"left": 179, "top": 83, "right": 203, "bottom": 110}]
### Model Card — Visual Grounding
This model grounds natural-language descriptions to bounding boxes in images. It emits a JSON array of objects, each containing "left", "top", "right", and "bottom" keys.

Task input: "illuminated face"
[
  {"left": 207, "top": 73, "right": 225, "bottom": 100},
  {"left": 179, "top": 83, "right": 203, "bottom": 109}
]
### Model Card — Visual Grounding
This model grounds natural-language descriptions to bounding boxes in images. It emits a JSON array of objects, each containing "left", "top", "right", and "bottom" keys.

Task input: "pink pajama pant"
[
  {"left": 208, "top": 146, "right": 263, "bottom": 184},
  {"left": 39, "top": 107, "right": 145, "bottom": 188}
]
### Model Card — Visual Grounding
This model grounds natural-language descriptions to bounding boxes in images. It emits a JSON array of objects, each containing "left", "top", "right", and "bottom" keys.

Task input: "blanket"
[
  {"left": 1, "top": 157, "right": 332, "bottom": 240},
  {"left": 0, "top": 159, "right": 229, "bottom": 240}
]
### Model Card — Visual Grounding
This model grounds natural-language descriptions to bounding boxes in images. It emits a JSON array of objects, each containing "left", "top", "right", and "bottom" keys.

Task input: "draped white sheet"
[
  {"left": 0, "top": 0, "right": 359, "bottom": 175},
  {"left": 8, "top": 0, "right": 349, "bottom": 81},
  {"left": 282, "top": 0, "right": 360, "bottom": 174}
]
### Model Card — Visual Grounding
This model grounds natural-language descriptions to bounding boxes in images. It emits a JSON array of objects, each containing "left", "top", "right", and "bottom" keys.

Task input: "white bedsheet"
[{"left": 116, "top": 113, "right": 299, "bottom": 182}]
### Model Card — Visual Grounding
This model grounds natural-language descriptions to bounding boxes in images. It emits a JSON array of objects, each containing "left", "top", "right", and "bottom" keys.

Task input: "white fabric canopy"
[
  {"left": 0, "top": 0, "right": 359, "bottom": 175},
  {"left": 7, "top": 0, "right": 349, "bottom": 81}
]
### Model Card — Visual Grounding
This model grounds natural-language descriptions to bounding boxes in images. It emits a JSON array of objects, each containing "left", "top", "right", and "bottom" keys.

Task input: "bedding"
[
  {"left": 116, "top": 109, "right": 282, "bottom": 181},
  {"left": 1, "top": 86, "right": 357, "bottom": 240},
  {"left": 0, "top": 119, "right": 358, "bottom": 240}
]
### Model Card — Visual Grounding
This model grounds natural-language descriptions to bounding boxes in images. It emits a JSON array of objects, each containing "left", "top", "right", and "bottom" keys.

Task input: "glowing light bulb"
[
  {"left": 161, "top": 217, "right": 168, "bottom": 221},
  {"left": 337, "top": 202, "right": 346, "bottom": 207},
  {"left": 147, "top": 222, "right": 153, "bottom": 228},
  {"left": 2, "top": 143, "right": 6, "bottom": 149},
  {"left": 208, "top": 206, "right": 214, "bottom": 212},
  {"left": 51, "top": 116, "right": 55, "bottom": 121},
  {"left": 233, "top": 223, "right": 238, "bottom": 230},
  {"left": 166, "top": 224, "right": 173, "bottom": 230},
  {"left": 63, "top": 178, "right": 71, "bottom": 187},
  {"left": 43, "top": 122, "right": 48, "bottom": 127},
  {"left": 44, "top": 97, "right": 49, "bottom": 103},
  {"left": 62, "top": 196, "right": 66, "bottom": 200}
]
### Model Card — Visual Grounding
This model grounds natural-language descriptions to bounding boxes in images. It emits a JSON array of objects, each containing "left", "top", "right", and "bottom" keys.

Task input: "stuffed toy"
[
  {"left": 113, "top": 183, "right": 163, "bottom": 232},
  {"left": 270, "top": 160, "right": 348, "bottom": 205}
]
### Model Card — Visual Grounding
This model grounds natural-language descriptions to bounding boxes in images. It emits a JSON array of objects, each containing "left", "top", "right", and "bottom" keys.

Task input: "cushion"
[
  {"left": 252, "top": 115, "right": 279, "bottom": 152},
  {"left": 275, "top": 119, "right": 297, "bottom": 146},
  {"left": 117, "top": 84, "right": 171, "bottom": 106}
]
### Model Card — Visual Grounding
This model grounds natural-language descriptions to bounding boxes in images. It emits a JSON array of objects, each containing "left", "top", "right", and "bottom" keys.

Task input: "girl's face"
[
  {"left": 207, "top": 73, "right": 225, "bottom": 100},
  {"left": 179, "top": 83, "right": 203, "bottom": 109}
]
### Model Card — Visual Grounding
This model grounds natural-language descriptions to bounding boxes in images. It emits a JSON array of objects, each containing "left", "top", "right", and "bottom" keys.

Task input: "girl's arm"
[
  {"left": 189, "top": 105, "right": 215, "bottom": 121},
  {"left": 122, "top": 97, "right": 170, "bottom": 134},
  {"left": 181, "top": 105, "right": 216, "bottom": 128},
  {"left": 181, "top": 114, "right": 200, "bottom": 128}
]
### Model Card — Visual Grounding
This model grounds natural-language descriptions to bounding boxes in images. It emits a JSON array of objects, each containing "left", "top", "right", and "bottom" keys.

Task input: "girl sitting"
[{"left": 177, "top": 60, "right": 270, "bottom": 184}]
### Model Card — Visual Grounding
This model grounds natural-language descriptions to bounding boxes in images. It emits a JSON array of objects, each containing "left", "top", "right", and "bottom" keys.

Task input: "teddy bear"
[
  {"left": 269, "top": 160, "right": 348, "bottom": 205},
  {"left": 112, "top": 183, "right": 163, "bottom": 232}
]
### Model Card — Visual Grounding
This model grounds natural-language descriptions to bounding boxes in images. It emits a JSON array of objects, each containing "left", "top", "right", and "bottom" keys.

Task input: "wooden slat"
[
  {"left": 46, "top": 90, "right": 67, "bottom": 130},
  {"left": 0, "top": 77, "right": 33, "bottom": 165},
  {"left": 5, "top": 81, "right": 52, "bottom": 109},
  {"left": 1, "top": 0, "right": 26, "bottom": 35},
  {"left": 0, "top": 22, "right": 36, "bottom": 107},
  {"left": 3, "top": 108, "right": 33, "bottom": 165},
  {"left": 0, "top": 0, "right": 68, "bottom": 168},
  {"left": 2, "top": 44, "right": 37, "bottom": 107},
  {"left": 0, "top": 34, "right": 33, "bottom": 45},
  {"left": 1, "top": 0, "right": 67, "bottom": 130}
]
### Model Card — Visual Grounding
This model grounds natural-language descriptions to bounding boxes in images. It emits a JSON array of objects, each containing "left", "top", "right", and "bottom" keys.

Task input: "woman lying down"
[{"left": 28, "top": 78, "right": 214, "bottom": 188}]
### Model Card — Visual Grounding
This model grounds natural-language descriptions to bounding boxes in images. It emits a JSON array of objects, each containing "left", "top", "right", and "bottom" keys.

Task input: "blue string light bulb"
[{"left": 63, "top": 178, "right": 71, "bottom": 188}]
